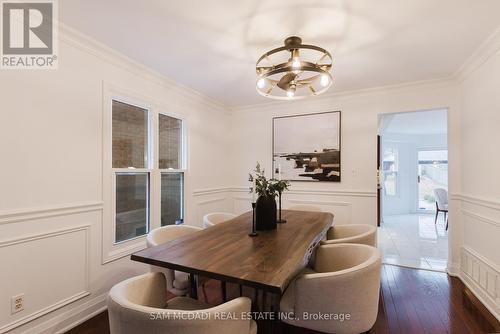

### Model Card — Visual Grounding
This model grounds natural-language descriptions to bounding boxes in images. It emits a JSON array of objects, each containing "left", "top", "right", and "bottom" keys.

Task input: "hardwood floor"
[{"left": 67, "top": 265, "right": 500, "bottom": 334}]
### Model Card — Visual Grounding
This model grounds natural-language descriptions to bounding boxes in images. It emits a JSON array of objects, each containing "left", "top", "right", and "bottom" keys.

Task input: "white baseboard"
[
  {"left": 24, "top": 293, "right": 108, "bottom": 334},
  {"left": 447, "top": 262, "right": 461, "bottom": 277},
  {"left": 460, "top": 247, "right": 500, "bottom": 321}
]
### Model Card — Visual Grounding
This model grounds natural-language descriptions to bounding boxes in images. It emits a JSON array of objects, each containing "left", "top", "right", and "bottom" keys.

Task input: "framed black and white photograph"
[{"left": 273, "top": 111, "right": 341, "bottom": 182}]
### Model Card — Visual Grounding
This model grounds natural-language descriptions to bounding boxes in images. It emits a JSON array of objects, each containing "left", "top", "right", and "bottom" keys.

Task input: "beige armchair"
[
  {"left": 146, "top": 225, "right": 202, "bottom": 296},
  {"left": 108, "top": 272, "right": 257, "bottom": 334},
  {"left": 280, "top": 243, "right": 381, "bottom": 334},
  {"left": 288, "top": 204, "right": 323, "bottom": 212},
  {"left": 322, "top": 224, "right": 377, "bottom": 247},
  {"left": 202, "top": 212, "right": 237, "bottom": 228}
]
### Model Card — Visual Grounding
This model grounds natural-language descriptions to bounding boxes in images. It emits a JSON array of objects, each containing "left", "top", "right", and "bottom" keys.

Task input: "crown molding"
[
  {"left": 58, "top": 23, "right": 230, "bottom": 113},
  {"left": 454, "top": 25, "right": 500, "bottom": 83},
  {"left": 234, "top": 76, "right": 456, "bottom": 112},
  {"left": 58, "top": 21, "right": 500, "bottom": 112}
]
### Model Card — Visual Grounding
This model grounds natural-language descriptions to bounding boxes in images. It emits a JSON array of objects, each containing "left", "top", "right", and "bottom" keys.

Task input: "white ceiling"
[
  {"left": 381, "top": 109, "right": 448, "bottom": 135},
  {"left": 60, "top": 0, "right": 500, "bottom": 108}
]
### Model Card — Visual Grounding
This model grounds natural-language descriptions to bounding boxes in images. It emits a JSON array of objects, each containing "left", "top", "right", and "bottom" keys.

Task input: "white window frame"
[
  {"left": 102, "top": 83, "right": 187, "bottom": 263},
  {"left": 156, "top": 111, "right": 187, "bottom": 227}
]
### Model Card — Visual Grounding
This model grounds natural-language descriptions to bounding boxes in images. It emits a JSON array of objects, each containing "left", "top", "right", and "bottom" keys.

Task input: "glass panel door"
[{"left": 417, "top": 150, "right": 448, "bottom": 211}]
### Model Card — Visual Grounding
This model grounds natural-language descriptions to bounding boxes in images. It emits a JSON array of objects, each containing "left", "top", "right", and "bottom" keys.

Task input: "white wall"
[
  {"left": 0, "top": 26, "right": 233, "bottom": 333},
  {"left": 231, "top": 80, "right": 462, "bottom": 276},
  {"left": 457, "top": 34, "right": 500, "bottom": 319}
]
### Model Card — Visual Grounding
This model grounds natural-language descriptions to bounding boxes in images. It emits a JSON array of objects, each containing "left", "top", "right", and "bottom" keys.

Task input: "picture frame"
[{"left": 272, "top": 111, "right": 341, "bottom": 182}]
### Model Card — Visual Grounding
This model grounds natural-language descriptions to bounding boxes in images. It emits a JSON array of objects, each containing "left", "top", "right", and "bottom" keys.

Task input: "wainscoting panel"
[
  {"left": 457, "top": 194, "right": 500, "bottom": 320},
  {"left": 193, "top": 188, "right": 233, "bottom": 226},
  {"left": 229, "top": 187, "right": 376, "bottom": 226},
  {"left": 461, "top": 247, "right": 500, "bottom": 318},
  {"left": 0, "top": 225, "right": 90, "bottom": 333}
]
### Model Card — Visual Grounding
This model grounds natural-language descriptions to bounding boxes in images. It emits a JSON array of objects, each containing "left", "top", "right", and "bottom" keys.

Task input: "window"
[
  {"left": 382, "top": 147, "right": 398, "bottom": 196},
  {"left": 111, "top": 99, "right": 184, "bottom": 244},
  {"left": 159, "top": 114, "right": 185, "bottom": 226},
  {"left": 418, "top": 150, "right": 448, "bottom": 210},
  {"left": 161, "top": 173, "right": 183, "bottom": 226}
]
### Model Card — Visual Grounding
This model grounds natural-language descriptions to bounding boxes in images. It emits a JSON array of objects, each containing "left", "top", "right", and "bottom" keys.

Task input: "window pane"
[
  {"left": 159, "top": 114, "right": 182, "bottom": 169},
  {"left": 112, "top": 100, "right": 148, "bottom": 168},
  {"left": 418, "top": 150, "right": 448, "bottom": 210},
  {"left": 161, "top": 173, "right": 183, "bottom": 226},
  {"left": 115, "top": 173, "right": 149, "bottom": 242}
]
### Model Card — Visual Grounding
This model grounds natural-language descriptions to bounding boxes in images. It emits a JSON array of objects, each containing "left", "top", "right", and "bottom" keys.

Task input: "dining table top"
[{"left": 131, "top": 209, "right": 334, "bottom": 294}]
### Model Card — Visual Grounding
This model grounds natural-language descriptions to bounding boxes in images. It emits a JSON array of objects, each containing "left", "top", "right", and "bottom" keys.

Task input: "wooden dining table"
[{"left": 131, "top": 209, "right": 333, "bottom": 307}]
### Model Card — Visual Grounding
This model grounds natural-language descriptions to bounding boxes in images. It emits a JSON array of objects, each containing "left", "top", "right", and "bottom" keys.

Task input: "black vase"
[{"left": 255, "top": 195, "right": 277, "bottom": 230}]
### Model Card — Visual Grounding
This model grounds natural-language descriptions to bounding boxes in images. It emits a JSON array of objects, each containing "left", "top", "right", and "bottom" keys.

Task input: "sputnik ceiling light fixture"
[{"left": 255, "top": 36, "right": 333, "bottom": 100}]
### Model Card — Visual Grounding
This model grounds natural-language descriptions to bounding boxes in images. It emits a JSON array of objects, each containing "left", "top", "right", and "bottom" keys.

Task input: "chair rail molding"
[
  {"left": 0, "top": 201, "right": 103, "bottom": 225},
  {"left": 450, "top": 193, "right": 500, "bottom": 211},
  {"left": 230, "top": 186, "right": 377, "bottom": 198}
]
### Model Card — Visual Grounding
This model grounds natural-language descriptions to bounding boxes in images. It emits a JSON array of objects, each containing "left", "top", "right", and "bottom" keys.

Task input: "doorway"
[{"left": 377, "top": 109, "right": 448, "bottom": 271}]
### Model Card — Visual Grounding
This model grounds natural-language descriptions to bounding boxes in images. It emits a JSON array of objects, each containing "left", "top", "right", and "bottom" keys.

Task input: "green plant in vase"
[{"left": 249, "top": 162, "right": 290, "bottom": 230}]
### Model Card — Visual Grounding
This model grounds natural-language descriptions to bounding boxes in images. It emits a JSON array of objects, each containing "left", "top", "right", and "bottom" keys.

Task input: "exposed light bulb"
[
  {"left": 257, "top": 78, "right": 266, "bottom": 89},
  {"left": 286, "top": 90, "right": 295, "bottom": 98},
  {"left": 320, "top": 74, "right": 330, "bottom": 87},
  {"left": 292, "top": 57, "right": 301, "bottom": 69}
]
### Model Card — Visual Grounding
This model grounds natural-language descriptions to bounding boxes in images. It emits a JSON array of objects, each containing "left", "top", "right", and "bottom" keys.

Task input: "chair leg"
[
  {"left": 444, "top": 211, "right": 447, "bottom": 222},
  {"left": 446, "top": 218, "right": 449, "bottom": 231},
  {"left": 434, "top": 207, "right": 439, "bottom": 225}
]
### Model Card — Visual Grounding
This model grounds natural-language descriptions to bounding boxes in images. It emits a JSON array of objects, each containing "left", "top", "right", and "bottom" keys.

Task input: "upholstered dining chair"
[
  {"left": 108, "top": 272, "right": 257, "bottom": 334},
  {"left": 146, "top": 225, "right": 202, "bottom": 297},
  {"left": 203, "top": 212, "right": 237, "bottom": 228},
  {"left": 280, "top": 243, "right": 381, "bottom": 334},
  {"left": 288, "top": 204, "right": 323, "bottom": 212},
  {"left": 434, "top": 188, "right": 449, "bottom": 229},
  {"left": 322, "top": 224, "right": 377, "bottom": 247}
]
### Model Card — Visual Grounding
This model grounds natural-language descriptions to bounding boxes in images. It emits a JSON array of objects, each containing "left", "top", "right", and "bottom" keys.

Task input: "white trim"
[
  {"left": 447, "top": 262, "right": 461, "bottom": 277},
  {"left": 462, "top": 210, "right": 500, "bottom": 228},
  {"left": 196, "top": 197, "right": 227, "bottom": 206},
  {"left": 0, "top": 292, "right": 91, "bottom": 334},
  {"left": 0, "top": 225, "right": 91, "bottom": 334},
  {"left": 103, "top": 238, "right": 147, "bottom": 264},
  {"left": 288, "top": 199, "right": 351, "bottom": 207},
  {"left": 193, "top": 187, "right": 232, "bottom": 197},
  {"left": 59, "top": 23, "right": 229, "bottom": 113},
  {"left": 235, "top": 77, "right": 455, "bottom": 112},
  {"left": 0, "top": 201, "right": 103, "bottom": 225},
  {"left": 460, "top": 246, "right": 500, "bottom": 320},
  {"left": 454, "top": 25, "right": 500, "bottom": 82},
  {"left": 24, "top": 293, "right": 108, "bottom": 334},
  {"left": 193, "top": 187, "right": 376, "bottom": 198},
  {"left": 102, "top": 83, "right": 187, "bottom": 262},
  {"left": 231, "top": 186, "right": 377, "bottom": 198},
  {"left": 54, "top": 305, "right": 107, "bottom": 334},
  {"left": 451, "top": 193, "right": 500, "bottom": 211}
]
